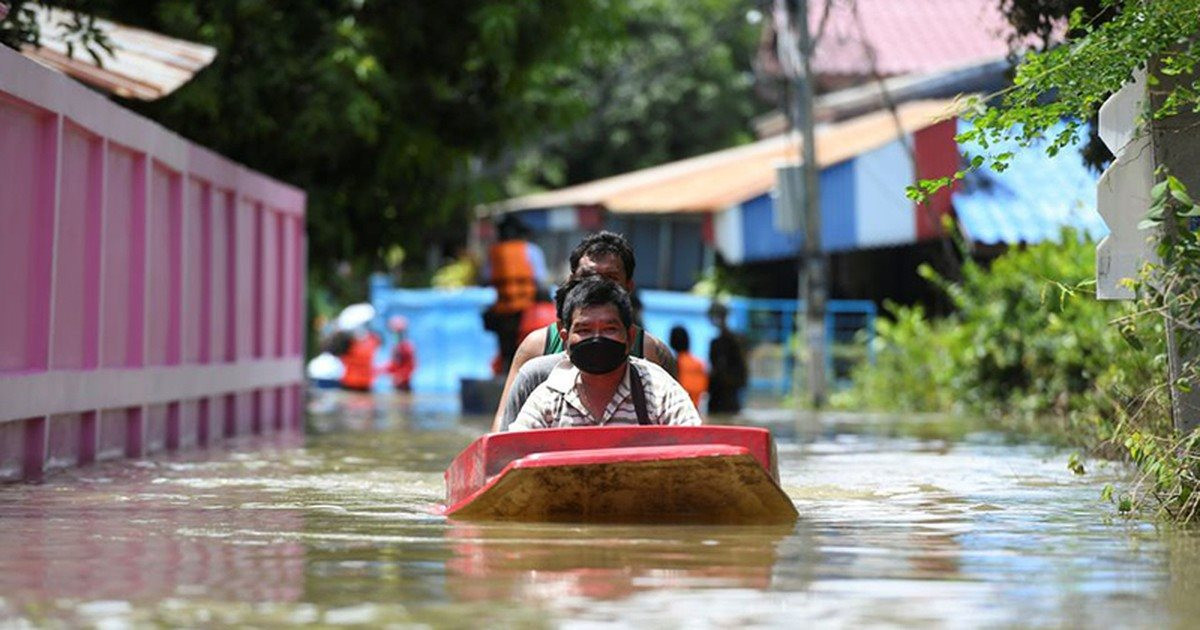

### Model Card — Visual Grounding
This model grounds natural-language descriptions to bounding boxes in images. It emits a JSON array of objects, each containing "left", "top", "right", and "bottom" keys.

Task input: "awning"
[
  {"left": 483, "top": 99, "right": 960, "bottom": 216},
  {"left": 21, "top": 6, "right": 216, "bottom": 100}
]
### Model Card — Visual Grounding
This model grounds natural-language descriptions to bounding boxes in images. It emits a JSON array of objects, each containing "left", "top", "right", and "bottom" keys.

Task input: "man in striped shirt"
[{"left": 509, "top": 276, "right": 701, "bottom": 430}]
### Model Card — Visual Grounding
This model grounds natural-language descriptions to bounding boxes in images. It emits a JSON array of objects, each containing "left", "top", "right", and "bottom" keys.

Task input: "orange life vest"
[
  {"left": 340, "top": 335, "right": 380, "bottom": 390},
  {"left": 487, "top": 240, "right": 536, "bottom": 314},
  {"left": 676, "top": 351, "right": 709, "bottom": 409}
]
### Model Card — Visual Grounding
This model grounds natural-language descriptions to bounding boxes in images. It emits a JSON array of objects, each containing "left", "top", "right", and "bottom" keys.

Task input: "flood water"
[{"left": 2, "top": 392, "right": 1200, "bottom": 628}]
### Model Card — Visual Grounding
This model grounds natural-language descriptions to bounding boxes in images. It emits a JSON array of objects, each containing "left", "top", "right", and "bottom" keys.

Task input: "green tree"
[
  {"left": 3, "top": 1, "right": 626, "bottom": 298},
  {"left": 906, "top": 0, "right": 1200, "bottom": 519},
  {"left": 498, "top": 0, "right": 765, "bottom": 194}
]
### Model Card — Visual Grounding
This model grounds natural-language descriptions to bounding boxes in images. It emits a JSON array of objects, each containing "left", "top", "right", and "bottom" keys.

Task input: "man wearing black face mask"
[{"left": 509, "top": 276, "right": 701, "bottom": 430}]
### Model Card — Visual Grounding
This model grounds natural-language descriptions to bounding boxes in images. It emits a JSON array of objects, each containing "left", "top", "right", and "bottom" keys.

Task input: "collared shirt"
[
  {"left": 499, "top": 353, "right": 565, "bottom": 431},
  {"left": 509, "top": 357, "right": 701, "bottom": 430}
]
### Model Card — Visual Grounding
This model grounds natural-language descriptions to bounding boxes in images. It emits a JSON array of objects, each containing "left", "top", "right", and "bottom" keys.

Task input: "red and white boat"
[{"left": 441, "top": 425, "right": 798, "bottom": 524}]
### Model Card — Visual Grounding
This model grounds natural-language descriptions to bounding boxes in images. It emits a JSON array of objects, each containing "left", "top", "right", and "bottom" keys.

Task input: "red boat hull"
[{"left": 442, "top": 426, "right": 798, "bottom": 524}]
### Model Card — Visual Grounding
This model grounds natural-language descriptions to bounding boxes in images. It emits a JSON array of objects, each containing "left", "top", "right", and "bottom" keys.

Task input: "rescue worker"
[
  {"left": 339, "top": 328, "right": 381, "bottom": 392},
  {"left": 669, "top": 325, "right": 709, "bottom": 409},
  {"left": 481, "top": 215, "right": 548, "bottom": 374},
  {"left": 385, "top": 315, "right": 416, "bottom": 391}
]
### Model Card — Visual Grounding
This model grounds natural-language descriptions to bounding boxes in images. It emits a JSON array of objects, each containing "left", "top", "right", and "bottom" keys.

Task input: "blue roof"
[{"left": 953, "top": 120, "right": 1108, "bottom": 245}]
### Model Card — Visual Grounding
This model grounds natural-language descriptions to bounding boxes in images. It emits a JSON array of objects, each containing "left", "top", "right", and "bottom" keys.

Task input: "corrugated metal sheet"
[
  {"left": 807, "top": 0, "right": 1016, "bottom": 78},
  {"left": 486, "top": 99, "right": 959, "bottom": 215},
  {"left": 720, "top": 132, "right": 927, "bottom": 264},
  {"left": 21, "top": 7, "right": 216, "bottom": 100},
  {"left": 954, "top": 120, "right": 1107, "bottom": 245},
  {"left": 759, "top": 0, "right": 1029, "bottom": 83}
]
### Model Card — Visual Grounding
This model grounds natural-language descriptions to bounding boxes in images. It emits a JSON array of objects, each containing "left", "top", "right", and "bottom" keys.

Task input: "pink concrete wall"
[{"left": 0, "top": 46, "right": 307, "bottom": 481}]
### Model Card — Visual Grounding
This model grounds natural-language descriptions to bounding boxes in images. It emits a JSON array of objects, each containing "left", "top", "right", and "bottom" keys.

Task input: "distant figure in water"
[
  {"left": 386, "top": 316, "right": 416, "bottom": 391},
  {"left": 669, "top": 325, "right": 708, "bottom": 410},
  {"left": 706, "top": 302, "right": 747, "bottom": 414},
  {"left": 481, "top": 215, "right": 548, "bottom": 375},
  {"left": 340, "top": 328, "right": 381, "bottom": 392}
]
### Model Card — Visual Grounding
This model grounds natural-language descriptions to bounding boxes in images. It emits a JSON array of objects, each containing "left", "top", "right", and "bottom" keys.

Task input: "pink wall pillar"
[{"left": 0, "top": 45, "right": 308, "bottom": 482}]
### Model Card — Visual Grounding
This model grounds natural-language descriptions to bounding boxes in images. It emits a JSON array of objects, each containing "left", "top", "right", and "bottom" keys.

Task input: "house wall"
[{"left": 0, "top": 46, "right": 306, "bottom": 481}]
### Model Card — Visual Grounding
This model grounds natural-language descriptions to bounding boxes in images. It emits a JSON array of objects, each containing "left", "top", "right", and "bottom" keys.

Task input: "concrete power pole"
[{"left": 780, "top": 0, "right": 827, "bottom": 407}]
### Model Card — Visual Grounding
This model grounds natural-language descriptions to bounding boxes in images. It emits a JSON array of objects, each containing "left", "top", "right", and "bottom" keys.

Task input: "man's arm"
[
  {"left": 490, "top": 327, "right": 549, "bottom": 432},
  {"left": 498, "top": 353, "right": 562, "bottom": 431},
  {"left": 643, "top": 332, "right": 678, "bottom": 380},
  {"left": 508, "top": 381, "right": 555, "bottom": 431}
]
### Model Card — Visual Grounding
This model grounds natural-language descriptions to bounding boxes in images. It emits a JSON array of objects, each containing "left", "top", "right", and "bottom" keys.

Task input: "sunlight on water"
[{"left": 0, "top": 394, "right": 1194, "bottom": 628}]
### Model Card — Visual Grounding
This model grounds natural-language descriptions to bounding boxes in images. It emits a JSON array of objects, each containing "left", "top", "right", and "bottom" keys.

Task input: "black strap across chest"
[
  {"left": 555, "top": 363, "right": 652, "bottom": 426},
  {"left": 628, "top": 364, "right": 651, "bottom": 426}
]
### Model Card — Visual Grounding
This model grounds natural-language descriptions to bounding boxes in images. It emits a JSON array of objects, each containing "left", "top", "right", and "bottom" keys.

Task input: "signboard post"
[{"left": 1097, "top": 68, "right": 1200, "bottom": 432}]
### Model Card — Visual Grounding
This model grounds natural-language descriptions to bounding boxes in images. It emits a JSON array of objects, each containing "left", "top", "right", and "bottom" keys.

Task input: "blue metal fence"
[{"left": 367, "top": 276, "right": 876, "bottom": 394}]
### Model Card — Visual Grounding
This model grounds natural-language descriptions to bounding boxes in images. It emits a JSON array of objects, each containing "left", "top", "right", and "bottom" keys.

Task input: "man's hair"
[
  {"left": 568, "top": 231, "right": 636, "bottom": 280},
  {"left": 668, "top": 325, "right": 690, "bottom": 353},
  {"left": 561, "top": 275, "right": 633, "bottom": 331},
  {"left": 497, "top": 214, "right": 529, "bottom": 241},
  {"left": 553, "top": 273, "right": 589, "bottom": 321}
]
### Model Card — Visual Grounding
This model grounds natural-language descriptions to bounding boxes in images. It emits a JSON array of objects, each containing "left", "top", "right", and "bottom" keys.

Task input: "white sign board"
[
  {"left": 773, "top": 162, "right": 804, "bottom": 234},
  {"left": 1096, "top": 69, "right": 1159, "bottom": 300}
]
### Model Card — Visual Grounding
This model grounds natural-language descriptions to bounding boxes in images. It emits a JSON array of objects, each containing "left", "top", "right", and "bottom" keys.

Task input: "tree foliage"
[
  {"left": 913, "top": 0, "right": 1200, "bottom": 202},
  {"left": 898, "top": 0, "right": 1200, "bottom": 520},
  {"left": 500, "top": 0, "right": 764, "bottom": 194},
  {"left": 3, "top": 1, "right": 766, "bottom": 299},
  {"left": 3, "top": 1, "right": 629, "bottom": 296}
]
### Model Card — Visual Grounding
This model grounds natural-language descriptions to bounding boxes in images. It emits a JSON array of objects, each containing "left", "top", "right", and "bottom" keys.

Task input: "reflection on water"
[
  {"left": 0, "top": 394, "right": 1193, "bottom": 627},
  {"left": 444, "top": 522, "right": 803, "bottom": 602}
]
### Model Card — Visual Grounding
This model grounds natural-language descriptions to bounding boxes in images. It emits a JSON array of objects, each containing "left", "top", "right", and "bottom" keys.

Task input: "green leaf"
[{"left": 1151, "top": 180, "right": 1170, "bottom": 201}]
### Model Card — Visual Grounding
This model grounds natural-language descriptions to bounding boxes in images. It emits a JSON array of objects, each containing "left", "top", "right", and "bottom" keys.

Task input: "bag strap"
[{"left": 628, "top": 363, "right": 651, "bottom": 426}]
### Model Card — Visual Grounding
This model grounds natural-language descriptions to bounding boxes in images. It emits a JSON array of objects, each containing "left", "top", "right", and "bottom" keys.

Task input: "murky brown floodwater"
[{"left": 2, "top": 391, "right": 1199, "bottom": 628}]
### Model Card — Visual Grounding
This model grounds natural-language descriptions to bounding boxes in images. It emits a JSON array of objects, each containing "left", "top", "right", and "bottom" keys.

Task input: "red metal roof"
[{"left": 764, "top": 0, "right": 1021, "bottom": 80}]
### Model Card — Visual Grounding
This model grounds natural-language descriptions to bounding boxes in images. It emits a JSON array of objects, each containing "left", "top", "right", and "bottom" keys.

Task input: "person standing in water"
[
  {"left": 669, "top": 325, "right": 708, "bottom": 410},
  {"left": 706, "top": 302, "right": 748, "bottom": 414}
]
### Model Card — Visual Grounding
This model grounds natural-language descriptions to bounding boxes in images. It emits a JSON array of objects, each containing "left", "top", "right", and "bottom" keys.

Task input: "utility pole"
[{"left": 780, "top": 0, "right": 827, "bottom": 407}]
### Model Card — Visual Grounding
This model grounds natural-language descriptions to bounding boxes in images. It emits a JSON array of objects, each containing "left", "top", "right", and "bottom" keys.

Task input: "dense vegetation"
[
  {"left": 877, "top": 0, "right": 1200, "bottom": 522},
  {"left": 834, "top": 231, "right": 1166, "bottom": 443},
  {"left": 0, "top": 0, "right": 764, "bottom": 299}
]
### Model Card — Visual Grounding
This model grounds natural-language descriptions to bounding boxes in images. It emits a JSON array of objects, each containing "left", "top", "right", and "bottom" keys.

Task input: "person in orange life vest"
[
  {"left": 669, "top": 325, "right": 709, "bottom": 409},
  {"left": 489, "top": 231, "right": 680, "bottom": 432},
  {"left": 385, "top": 315, "right": 416, "bottom": 391},
  {"left": 482, "top": 215, "right": 548, "bottom": 374},
  {"left": 340, "top": 328, "right": 381, "bottom": 392}
]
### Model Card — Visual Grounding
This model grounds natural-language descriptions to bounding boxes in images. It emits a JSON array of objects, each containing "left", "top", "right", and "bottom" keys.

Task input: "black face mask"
[{"left": 568, "top": 336, "right": 628, "bottom": 375}]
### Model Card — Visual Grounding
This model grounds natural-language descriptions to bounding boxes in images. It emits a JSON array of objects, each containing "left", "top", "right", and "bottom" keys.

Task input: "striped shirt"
[{"left": 509, "top": 357, "right": 701, "bottom": 431}]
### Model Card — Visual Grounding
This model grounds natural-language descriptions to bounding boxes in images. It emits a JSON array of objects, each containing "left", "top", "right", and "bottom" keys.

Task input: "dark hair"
[
  {"left": 668, "top": 325, "right": 690, "bottom": 353},
  {"left": 568, "top": 231, "right": 635, "bottom": 281},
  {"left": 553, "top": 273, "right": 589, "bottom": 321},
  {"left": 561, "top": 275, "right": 633, "bottom": 331},
  {"left": 497, "top": 214, "right": 529, "bottom": 241}
]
